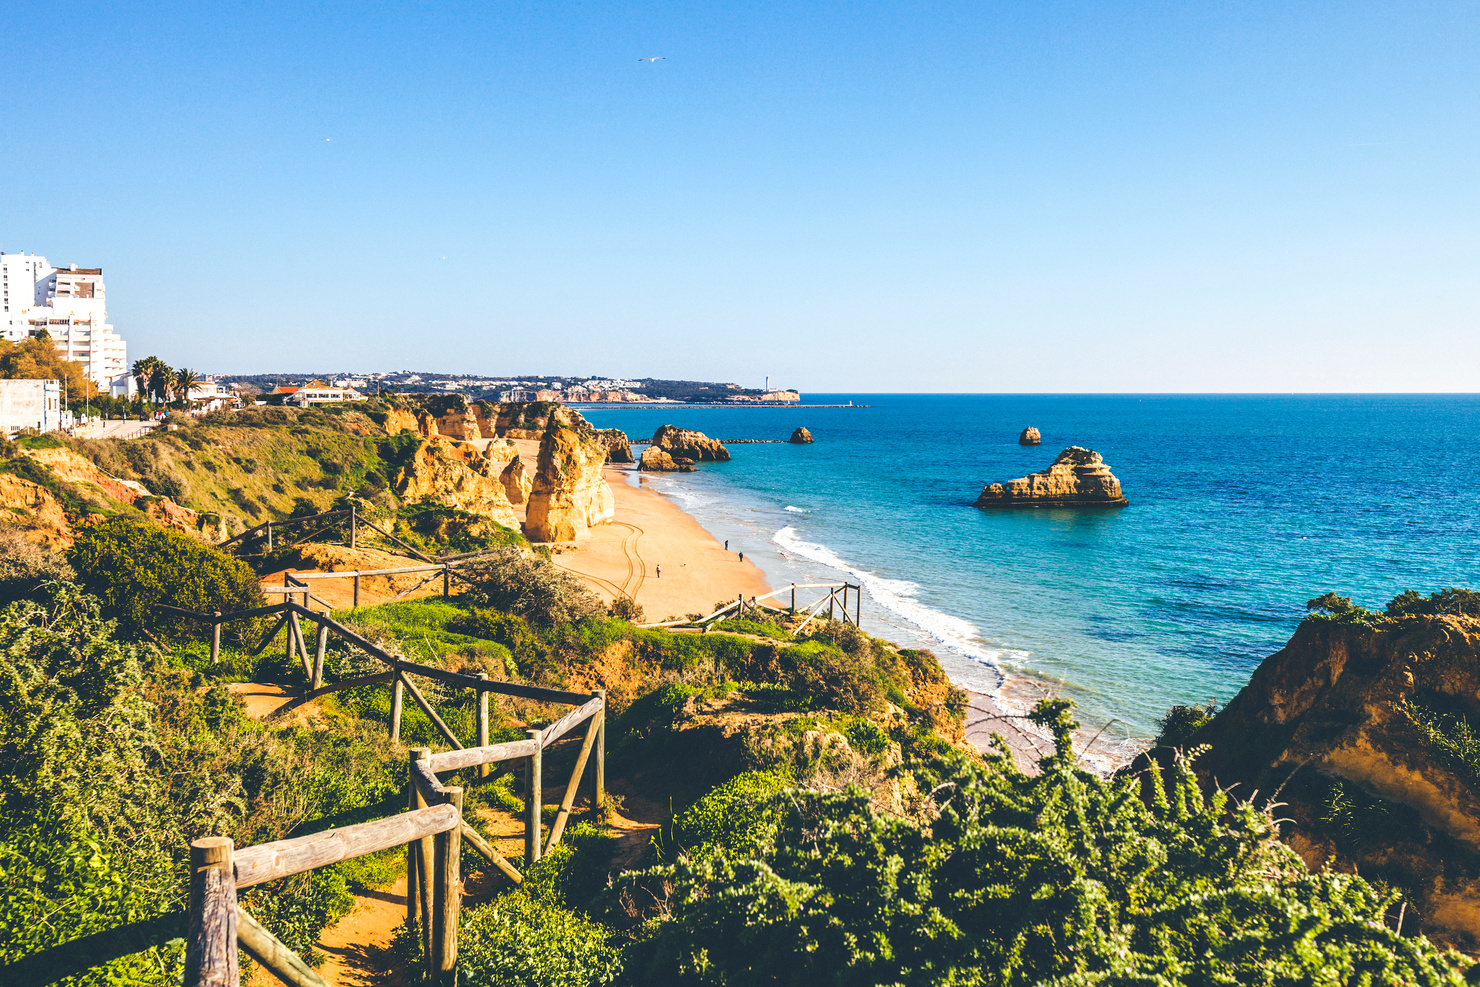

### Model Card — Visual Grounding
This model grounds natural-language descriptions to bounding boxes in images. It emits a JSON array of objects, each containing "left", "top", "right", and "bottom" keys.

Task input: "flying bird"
[{"left": 638, "top": 56, "right": 665, "bottom": 62}]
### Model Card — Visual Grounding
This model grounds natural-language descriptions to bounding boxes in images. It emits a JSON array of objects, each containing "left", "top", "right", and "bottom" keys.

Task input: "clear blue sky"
[{"left": 3, "top": 1, "right": 1476, "bottom": 391}]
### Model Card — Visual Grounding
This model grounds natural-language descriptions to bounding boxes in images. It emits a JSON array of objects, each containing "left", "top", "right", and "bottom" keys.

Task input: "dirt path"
[
  {"left": 317, "top": 875, "right": 411, "bottom": 987},
  {"left": 605, "top": 780, "right": 670, "bottom": 872}
]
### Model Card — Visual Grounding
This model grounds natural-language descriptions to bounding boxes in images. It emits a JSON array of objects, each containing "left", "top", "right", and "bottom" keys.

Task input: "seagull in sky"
[{"left": 639, "top": 56, "right": 665, "bottom": 62}]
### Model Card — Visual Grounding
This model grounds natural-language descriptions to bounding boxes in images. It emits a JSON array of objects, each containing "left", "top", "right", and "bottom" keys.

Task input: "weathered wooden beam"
[
  {"left": 410, "top": 757, "right": 445, "bottom": 804},
  {"left": 234, "top": 803, "right": 458, "bottom": 889},
  {"left": 540, "top": 695, "right": 603, "bottom": 746},
  {"left": 545, "top": 709, "right": 601, "bottom": 853},
  {"left": 432, "top": 787, "right": 462, "bottom": 986},
  {"left": 408, "top": 749, "right": 430, "bottom": 957},
  {"left": 185, "top": 837, "right": 237, "bottom": 987},
  {"left": 356, "top": 516, "right": 436, "bottom": 563},
  {"left": 236, "top": 905, "right": 328, "bottom": 987},
  {"left": 388, "top": 569, "right": 444, "bottom": 604},
  {"left": 399, "top": 671, "right": 465, "bottom": 752},
  {"left": 251, "top": 613, "right": 290, "bottom": 657},
  {"left": 594, "top": 690, "right": 606, "bottom": 813},
  {"left": 312, "top": 619, "right": 328, "bottom": 690},
  {"left": 525, "top": 728, "right": 542, "bottom": 866},
  {"left": 424, "top": 738, "right": 540, "bottom": 774},
  {"left": 477, "top": 673, "right": 490, "bottom": 780},
  {"left": 390, "top": 675, "right": 404, "bottom": 742},
  {"left": 396, "top": 658, "right": 593, "bottom": 705},
  {"left": 460, "top": 821, "right": 523, "bottom": 885},
  {"left": 210, "top": 613, "right": 221, "bottom": 663}
]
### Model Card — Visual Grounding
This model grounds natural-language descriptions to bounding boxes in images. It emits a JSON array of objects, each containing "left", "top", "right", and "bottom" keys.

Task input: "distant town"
[{"left": 222, "top": 373, "right": 801, "bottom": 405}]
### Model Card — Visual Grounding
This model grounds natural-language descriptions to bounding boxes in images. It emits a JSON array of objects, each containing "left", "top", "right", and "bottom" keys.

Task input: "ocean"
[{"left": 580, "top": 395, "right": 1480, "bottom": 741}]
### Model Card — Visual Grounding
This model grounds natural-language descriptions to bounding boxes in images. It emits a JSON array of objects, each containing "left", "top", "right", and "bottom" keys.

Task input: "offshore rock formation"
[
  {"left": 975, "top": 446, "right": 1128, "bottom": 508},
  {"left": 525, "top": 420, "right": 615, "bottom": 542},
  {"left": 1018, "top": 426, "right": 1041, "bottom": 446},
  {"left": 499, "top": 454, "right": 531, "bottom": 505},
  {"left": 637, "top": 446, "right": 695, "bottom": 472},
  {"left": 392, "top": 438, "right": 520, "bottom": 529},
  {"left": 1183, "top": 614, "right": 1480, "bottom": 948},
  {"left": 790, "top": 427, "right": 814, "bottom": 444},
  {"left": 651, "top": 424, "right": 730, "bottom": 462},
  {"left": 595, "top": 428, "right": 634, "bottom": 464}
]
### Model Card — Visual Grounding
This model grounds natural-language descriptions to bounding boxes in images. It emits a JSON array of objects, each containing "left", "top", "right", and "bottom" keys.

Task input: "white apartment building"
[{"left": 1, "top": 251, "right": 132, "bottom": 396}]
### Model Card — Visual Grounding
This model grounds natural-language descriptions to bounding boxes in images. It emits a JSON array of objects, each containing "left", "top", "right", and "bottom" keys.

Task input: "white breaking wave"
[
  {"left": 783, "top": 505, "right": 808, "bottom": 513},
  {"left": 772, "top": 525, "right": 1017, "bottom": 685}
]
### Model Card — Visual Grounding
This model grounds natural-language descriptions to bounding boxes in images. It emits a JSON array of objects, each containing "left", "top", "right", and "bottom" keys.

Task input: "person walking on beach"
[
  {"left": 655, "top": 565, "right": 661, "bottom": 578},
  {"left": 738, "top": 552, "right": 744, "bottom": 563},
  {"left": 725, "top": 540, "right": 729, "bottom": 551}
]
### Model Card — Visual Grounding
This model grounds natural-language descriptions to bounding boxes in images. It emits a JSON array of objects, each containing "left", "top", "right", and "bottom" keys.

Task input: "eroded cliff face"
[
  {"left": 392, "top": 438, "right": 519, "bottom": 529},
  {"left": 975, "top": 446, "right": 1128, "bottom": 508},
  {"left": 0, "top": 473, "right": 72, "bottom": 548},
  {"left": 651, "top": 424, "right": 730, "bottom": 462},
  {"left": 524, "top": 420, "right": 614, "bottom": 542},
  {"left": 1184, "top": 615, "right": 1480, "bottom": 949}
]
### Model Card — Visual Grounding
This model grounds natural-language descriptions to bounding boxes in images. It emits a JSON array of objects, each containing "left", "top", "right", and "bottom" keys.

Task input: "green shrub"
[
  {"left": 1154, "top": 698, "right": 1220, "bottom": 748},
  {"left": 1387, "top": 587, "right": 1480, "bottom": 618},
  {"left": 69, "top": 516, "right": 264, "bottom": 641},
  {"left": 1304, "top": 592, "right": 1385, "bottom": 626},
  {"left": 655, "top": 771, "right": 789, "bottom": 864},
  {"left": 1402, "top": 699, "right": 1480, "bottom": 788},
  {"left": 777, "top": 640, "right": 884, "bottom": 716},
  {"left": 615, "top": 699, "right": 1471, "bottom": 986},
  {"left": 711, "top": 618, "right": 791, "bottom": 640},
  {"left": 449, "top": 607, "right": 550, "bottom": 678},
  {"left": 0, "top": 531, "right": 75, "bottom": 607},
  {"left": 460, "top": 548, "right": 606, "bottom": 627},
  {"left": 840, "top": 717, "right": 891, "bottom": 758},
  {"left": 454, "top": 888, "right": 620, "bottom": 987}
]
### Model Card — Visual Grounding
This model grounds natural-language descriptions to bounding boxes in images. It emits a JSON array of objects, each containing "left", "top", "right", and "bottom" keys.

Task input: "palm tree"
[
  {"left": 174, "top": 368, "right": 201, "bottom": 411},
  {"left": 131, "top": 357, "right": 155, "bottom": 403},
  {"left": 149, "top": 363, "right": 175, "bottom": 407}
]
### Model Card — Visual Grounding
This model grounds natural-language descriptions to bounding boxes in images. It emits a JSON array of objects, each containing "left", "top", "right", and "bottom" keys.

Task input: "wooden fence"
[
  {"left": 171, "top": 597, "right": 607, "bottom": 987},
  {"left": 638, "top": 581, "right": 862, "bottom": 635},
  {"left": 218, "top": 504, "right": 441, "bottom": 562}
]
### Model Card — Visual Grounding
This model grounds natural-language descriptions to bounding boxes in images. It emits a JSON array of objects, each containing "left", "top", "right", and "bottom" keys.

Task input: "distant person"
[
  {"left": 738, "top": 552, "right": 744, "bottom": 563},
  {"left": 725, "top": 540, "right": 729, "bottom": 550},
  {"left": 655, "top": 565, "right": 661, "bottom": 578}
]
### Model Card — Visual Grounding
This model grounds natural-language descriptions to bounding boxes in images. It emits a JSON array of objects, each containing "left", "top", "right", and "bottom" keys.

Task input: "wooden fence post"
[
  {"left": 266, "top": 521, "right": 272, "bottom": 553},
  {"left": 855, "top": 584, "right": 861, "bottom": 627},
  {"left": 313, "top": 618, "right": 328, "bottom": 690},
  {"left": 525, "top": 728, "right": 542, "bottom": 865},
  {"left": 353, "top": 572, "right": 361, "bottom": 610},
  {"left": 432, "top": 787, "right": 463, "bottom": 987},
  {"left": 477, "top": 674, "right": 490, "bottom": 780},
  {"left": 350, "top": 504, "right": 357, "bottom": 549},
  {"left": 391, "top": 676, "right": 404, "bottom": 742},
  {"left": 791, "top": 583, "right": 796, "bottom": 612},
  {"left": 594, "top": 690, "right": 606, "bottom": 814},
  {"left": 409, "top": 747, "right": 434, "bottom": 963},
  {"left": 442, "top": 566, "right": 450, "bottom": 600},
  {"left": 210, "top": 612, "right": 222, "bottom": 664},
  {"left": 185, "top": 836, "right": 237, "bottom": 987}
]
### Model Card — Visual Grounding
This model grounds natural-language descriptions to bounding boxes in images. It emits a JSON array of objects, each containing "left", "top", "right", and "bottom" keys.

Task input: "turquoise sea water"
[{"left": 581, "top": 395, "right": 1480, "bottom": 740}]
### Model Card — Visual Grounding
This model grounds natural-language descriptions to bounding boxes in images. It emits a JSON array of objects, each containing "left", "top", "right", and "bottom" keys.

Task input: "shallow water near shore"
[{"left": 582, "top": 395, "right": 1480, "bottom": 740}]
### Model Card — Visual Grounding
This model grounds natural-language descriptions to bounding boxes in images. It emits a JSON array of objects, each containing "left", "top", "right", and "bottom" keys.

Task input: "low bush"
[
  {"left": 653, "top": 771, "right": 789, "bottom": 864},
  {"left": 461, "top": 548, "right": 606, "bottom": 627},
  {"left": 1154, "top": 698, "right": 1220, "bottom": 748},
  {"left": 69, "top": 516, "right": 264, "bottom": 642},
  {"left": 1387, "top": 587, "right": 1480, "bottom": 619},
  {"left": 0, "top": 531, "right": 75, "bottom": 606}
]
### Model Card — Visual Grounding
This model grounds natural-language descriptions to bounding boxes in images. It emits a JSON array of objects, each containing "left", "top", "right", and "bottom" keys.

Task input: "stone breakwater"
[{"left": 975, "top": 446, "right": 1128, "bottom": 508}]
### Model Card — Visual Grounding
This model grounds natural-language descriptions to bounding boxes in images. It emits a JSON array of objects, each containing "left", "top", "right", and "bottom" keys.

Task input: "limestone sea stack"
[
  {"left": 1018, "top": 426, "right": 1041, "bottom": 446},
  {"left": 651, "top": 424, "right": 730, "bottom": 462},
  {"left": 499, "top": 453, "right": 531, "bottom": 505},
  {"left": 525, "top": 420, "right": 616, "bottom": 541},
  {"left": 595, "top": 428, "right": 634, "bottom": 464},
  {"left": 789, "top": 426, "right": 814, "bottom": 444},
  {"left": 638, "top": 446, "right": 695, "bottom": 472},
  {"left": 975, "top": 446, "right": 1128, "bottom": 508}
]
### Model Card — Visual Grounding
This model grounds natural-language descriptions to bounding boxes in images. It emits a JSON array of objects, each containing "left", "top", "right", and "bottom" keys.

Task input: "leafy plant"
[
  {"left": 1387, "top": 587, "right": 1480, "bottom": 619},
  {"left": 614, "top": 699, "right": 1470, "bottom": 986},
  {"left": 461, "top": 548, "right": 606, "bottom": 627},
  {"left": 69, "top": 516, "right": 264, "bottom": 642},
  {"left": 1154, "top": 698, "right": 1220, "bottom": 748}
]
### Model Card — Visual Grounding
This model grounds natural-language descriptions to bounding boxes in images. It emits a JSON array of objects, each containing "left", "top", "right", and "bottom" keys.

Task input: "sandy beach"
[{"left": 490, "top": 440, "right": 771, "bottom": 621}]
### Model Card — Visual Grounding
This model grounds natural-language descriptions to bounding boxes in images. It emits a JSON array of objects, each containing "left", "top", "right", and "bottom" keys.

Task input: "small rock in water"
[
  {"left": 1019, "top": 426, "right": 1042, "bottom": 446},
  {"left": 789, "top": 426, "right": 814, "bottom": 444}
]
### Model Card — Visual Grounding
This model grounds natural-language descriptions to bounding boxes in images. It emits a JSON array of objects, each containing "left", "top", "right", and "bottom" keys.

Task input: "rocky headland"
[
  {"left": 975, "top": 446, "right": 1128, "bottom": 508},
  {"left": 1173, "top": 609, "right": 1480, "bottom": 949}
]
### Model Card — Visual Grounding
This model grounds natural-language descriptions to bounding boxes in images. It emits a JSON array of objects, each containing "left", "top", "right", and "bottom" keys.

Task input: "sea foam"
[{"left": 772, "top": 524, "right": 1017, "bottom": 687}]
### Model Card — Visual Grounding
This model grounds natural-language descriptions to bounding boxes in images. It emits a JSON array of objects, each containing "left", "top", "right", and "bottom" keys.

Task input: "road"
[{"left": 74, "top": 420, "right": 157, "bottom": 440}]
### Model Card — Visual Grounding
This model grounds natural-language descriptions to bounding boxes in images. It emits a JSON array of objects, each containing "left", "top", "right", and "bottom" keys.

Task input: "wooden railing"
[
  {"left": 218, "top": 504, "right": 438, "bottom": 562},
  {"left": 638, "top": 581, "right": 862, "bottom": 634},
  {"left": 173, "top": 597, "right": 608, "bottom": 987}
]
